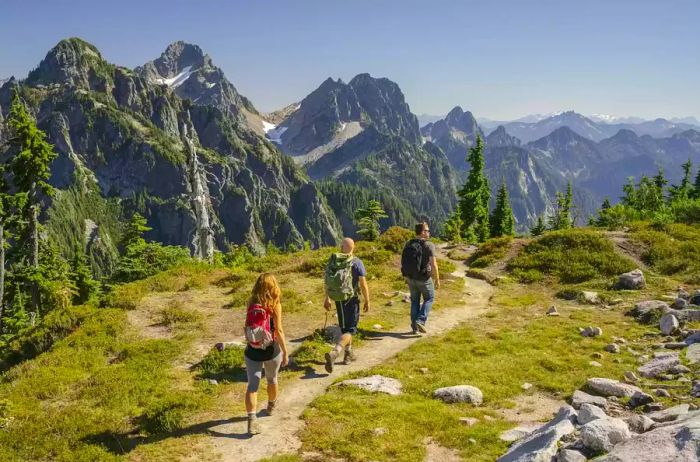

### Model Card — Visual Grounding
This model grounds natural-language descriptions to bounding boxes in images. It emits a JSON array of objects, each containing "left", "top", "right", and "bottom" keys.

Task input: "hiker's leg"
[
  {"left": 334, "top": 298, "right": 358, "bottom": 351},
  {"left": 245, "top": 355, "right": 264, "bottom": 413},
  {"left": 407, "top": 278, "right": 420, "bottom": 331},
  {"left": 418, "top": 278, "right": 435, "bottom": 324},
  {"left": 264, "top": 350, "right": 283, "bottom": 404}
]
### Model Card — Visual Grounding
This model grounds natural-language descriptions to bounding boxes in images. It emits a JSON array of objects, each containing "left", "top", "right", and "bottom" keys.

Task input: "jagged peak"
[
  {"left": 26, "top": 37, "right": 113, "bottom": 88},
  {"left": 446, "top": 106, "right": 464, "bottom": 118}
]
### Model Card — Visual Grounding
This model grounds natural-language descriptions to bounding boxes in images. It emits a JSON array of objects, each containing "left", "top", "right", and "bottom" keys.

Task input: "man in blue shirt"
[{"left": 323, "top": 237, "right": 370, "bottom": 373}]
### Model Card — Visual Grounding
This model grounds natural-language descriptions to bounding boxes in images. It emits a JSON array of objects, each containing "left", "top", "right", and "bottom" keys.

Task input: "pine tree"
[
  {"left": 548, "top": 182, "right": 573, "bottom": 230},
  {"left": 670, "top": 159, "right": 692, "bottom": 202},
  {"left": 530, "top": 215, "right": 546, "bottom": 237},
  {"left": 489, "top": 181, "right": 515, "bottom": 238},
  {"left": 442, "top": 207, "right": 464, "bottom": 242},
  {"left": 69, "top": 245, "right": 100, "bottom": 305},
  {"left": 458, "top": 135, "right": 490, "bottom": 242},
  {"left": 354, "top": 200, "right": 388, "bottom": 241},
  {"left": 693, "top": 168, "right": 700, "bottom": 199},
  {"left": 7, "top": 90, "right": 57, "bottom": 318}
]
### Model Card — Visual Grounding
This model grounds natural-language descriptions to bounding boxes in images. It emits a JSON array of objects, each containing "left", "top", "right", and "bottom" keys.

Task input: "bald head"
[{"left": 340, "top": 237, "right": 355, "bottom": 254}]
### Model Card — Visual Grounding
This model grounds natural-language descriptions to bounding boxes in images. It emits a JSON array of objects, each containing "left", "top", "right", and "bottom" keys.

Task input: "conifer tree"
[
  {"left": 489, "top": 181, "right": 515, "bottom": 238},
  {"left": 530, "top": 215, "right": 546, "bottom": 237},
  {"left": 670, "top": 159, "right": 692, "bottom": 202},
  {"left": 7, "top": 90, "right": 57, "bottom": 317},
  {"left": 354, "top": 200, "right": 388, "bottom": 241},
  {"left": 442, "top": 207, "right": 463, "bottom": 243},
  {"left": 548, "top": 182, "right": 573, "bottom": 230},
  {"left": 693, "top": 168, "right": 700, "bottom": 199},
  {"left": 458, "top": 135, "right": 490, "bottom": 242},
  {"left": 69, "top": 245, "right": 100, "bottom": 305}
]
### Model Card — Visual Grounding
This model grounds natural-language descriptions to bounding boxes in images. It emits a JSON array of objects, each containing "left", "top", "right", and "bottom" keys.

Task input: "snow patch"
[
  {"left": 262, "top": 120, "right": 276, "bottom": 133},
  {"left": 155, "top": 66, "right": 195, "bottom": 88},
  {"left": 263, "top": 120, "right": 287, "bottom": 144},
  {"left": 205, "top": 82, "right": 216, "bottom": 89}
]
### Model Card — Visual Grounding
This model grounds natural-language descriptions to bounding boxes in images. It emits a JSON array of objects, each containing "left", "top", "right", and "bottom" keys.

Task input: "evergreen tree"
[
  {"left": 354, "top": 200, "right": 388, "bottom": 241},
  {"left": 601, "top": 197, "right": 612, "bottom": 210},
  {"left": 69, "top": 245, "right": 100, "bottom": 305},
  {"left": 693, "top": 168, "right": 700, "bottom": 199},
  {"left": 670, "top": 159, "right": 693, "bottom": 202},
  {"left": 548, "top": 182, "right": 574, "bottom": 230},
  {"left": 458, "top": 135, "right": 490, "bottom": 242},
  {"left": 489, "top": 181, "right": 515, "bottom": 238},
  {"left": 442, "top": 207, "right": 463, "bottom": 242},
  {"left": 530, "top": 215, "right": 546, "bottom": 237}
]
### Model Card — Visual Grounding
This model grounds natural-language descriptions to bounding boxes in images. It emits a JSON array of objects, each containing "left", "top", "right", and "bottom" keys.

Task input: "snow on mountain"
[{"left": 154, "top": 65, "right": 194, "bottom": 88}]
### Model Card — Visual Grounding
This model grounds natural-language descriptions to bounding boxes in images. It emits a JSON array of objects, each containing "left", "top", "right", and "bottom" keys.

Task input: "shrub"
[
  {"left": 632, "top": 222, "right": 700, "bottom": 282},
  {"left": 468, "top": 237, "right": 512, "bottom": 268},
  {"left": 141, "top": 395, "right": 196, "bottom": 435},
  {"left": 378, "top": 226, "right": 413, "bottom": 253},
  {"left": 159, "top": 302, "right": 202, "bottom": 327},
  {"left": 197, "top": 346, "right": 246, "bottom": 381}
]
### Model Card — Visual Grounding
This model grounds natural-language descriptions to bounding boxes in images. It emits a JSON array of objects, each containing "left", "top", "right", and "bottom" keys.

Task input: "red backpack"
[{"left": 244, "top": 304, "right": 274, "bottom": 349}]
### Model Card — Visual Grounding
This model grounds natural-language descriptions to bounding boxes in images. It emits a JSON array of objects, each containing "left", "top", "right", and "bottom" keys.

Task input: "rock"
[
  {"left": 496, "top": 406, "right": 577, "bottom": 462},
  {"left": 670, "top": 364, "right": 690, "bottom": 374},
  {"left": 580, "top": 291, "right": 600, "bottom": 304},
  {"left": 578, "top": 403, "right": 607, "bottom": 425},
  {"left": 616, "top": 269, "right": 646, "bottom": 290},
  {"left": 684, "top": 331, "right": 700, "bottom": 345},
  {"left": 655, "top": 388, "right": 671, "bottom": 398},
  {"left": 632, "top": 300, "right": 672, "bottom": 323},
  {"left": 644, "top": 403, "right": 664, "bottom": 412},
  {"left": 372, "top": 324, "right": 383, "bottom": 330},
  {"left": 629, "top": 391, "right": 655, "bottom": 408},
  {"left": 692, "top": 382, "right": 700, "bottom": 398},
  {"left": 546, "top": 305, "right": 559, "bottom": 316},
  {"left": 663, "top": 342, "right": 687, "bottom": 349},
  {"left": 672, "top": 298, "right": 689, "bottom": 310},
  {"left": 557, "top": 449, "right": 587, "bottom": 462},
  {"left": 613, "top": 336, "right": 627, "bottom": 344},
  {"left": 581, "top": 326, "right": 603, "bottom": 337},
  {"left": 571, "top": 390, "right": 608, "bottom": 409},
  {"left": 521, "top": 383, "right": 533, "bottom": 390},
  {"left": 596, "top": 412, "right": 700, "bottom": 462},
  {"left": 660, "top": 313, "right": 680, "bottom": 335},
  {"left": 638, "top": 352, "right": 681, "bottom": 378},
  {"left": 499, "top": 423, "right": 542, "bottom": 442},
  {"left": 624, "top": 371, "right": 639, "bottom": 383},
  {"left": 337, "top": 375, "right": 403, "bottom": 395},
  {"left": 433, "top": 385, "right": 483, "bottom": 405},
  {"left": 586, "top": 378, "right": 642, "bottom": 398},
  {"left": 649, "top": 404, "right": 690, "bottom": 422},
  {"left": 207, "top": 379, "right": 218, "bottom": 385},
  {"left": 625, "top": 414, "right": 655, "bottom": 433},
  {"left": 589, "top": 361, "right": 602, "bottom": 367},
  {"left": 373, "top": 427, "right": 387, "bottom": 436},
  {"left": 686, "top": 344, "right": 700, "bottom": 364},
  {"left": 460, "top": 417, "right": 479, "bottom": 426},
  {"left": 581, "top": 416, "right": 631, "bottom": 452},
  {"left": 605, "top": 343, "right": 621, "bottom": 353},
  {"left": 678, "top": 288, "right": 690, "bottom": 300},
  {"left": 592, "top": 352, "right": 604, "bottom": 359},
  {"left": 385, "top": 300, "right": 394, "bottom": 306},
  {"left": 419, "top": 367, "right": 429, "bottom": 374}
]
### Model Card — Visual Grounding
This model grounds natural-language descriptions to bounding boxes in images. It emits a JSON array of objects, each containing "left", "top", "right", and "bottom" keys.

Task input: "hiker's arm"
[
  {"left": 359, "top": 276, "right": 370, "bottom": 312},
  {"left": 273, "top": 303, "right": 289, "bottom": 366},
  {"left": 430, "top": 256, "right": 440, "bottom": 289}
]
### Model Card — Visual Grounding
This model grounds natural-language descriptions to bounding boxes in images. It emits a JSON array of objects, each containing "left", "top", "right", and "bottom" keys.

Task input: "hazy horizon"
[{"left": 2, "top": 0, "right": 698, "bottom": 121}]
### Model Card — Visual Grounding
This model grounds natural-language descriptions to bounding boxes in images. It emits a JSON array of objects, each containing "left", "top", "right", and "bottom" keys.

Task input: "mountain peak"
[
  {"left": 26, "top": 37, "right": 113, "bottom": 88},
  {"left": 486, "top": 125, "right": 521, "bottom": 147}
]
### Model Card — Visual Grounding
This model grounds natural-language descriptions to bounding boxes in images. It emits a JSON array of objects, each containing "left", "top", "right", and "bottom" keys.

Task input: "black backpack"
[{"left": 401, "top": 239, "right": 430, "bottom": 280}]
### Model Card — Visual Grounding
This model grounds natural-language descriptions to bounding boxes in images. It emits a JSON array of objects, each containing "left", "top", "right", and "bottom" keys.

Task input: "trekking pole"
[{"left": 323, "top": 311, "right": 328, "bottom": 331}]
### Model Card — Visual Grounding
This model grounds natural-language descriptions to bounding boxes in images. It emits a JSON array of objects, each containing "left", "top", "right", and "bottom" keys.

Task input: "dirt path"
[
  {"left": 604, "top": 231, "right": 648, "bottom": 270},
  {"left": 204, "top": 248, "right": 494, "bottom": 462}
]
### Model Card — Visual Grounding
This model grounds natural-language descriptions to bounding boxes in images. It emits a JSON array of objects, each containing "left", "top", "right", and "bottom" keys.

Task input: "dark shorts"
[{"left": 335, "top": 297, "right": 360, "bottom": 335}]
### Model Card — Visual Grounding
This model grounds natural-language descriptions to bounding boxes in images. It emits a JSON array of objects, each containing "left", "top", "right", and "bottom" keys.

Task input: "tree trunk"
[
  {"left": 0, "top": 220, "right": 4, "bottom": 332},
  {"left": 30, "top": 203, "right": 39, "bottom": 322}
]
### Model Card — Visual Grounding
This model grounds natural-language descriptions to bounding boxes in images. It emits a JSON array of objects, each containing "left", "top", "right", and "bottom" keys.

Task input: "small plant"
[
  {"left": 197, "top": 345, "right": 246, "bottom": 381},
  {"left": 378, "top": 226, "right": 413, "bottom": 253},
  {"left": 158, "top": 302, "right": 201, "bottom": 327},
  {"left": 468, "top": 237, "right": 512, "bottom": 268}
]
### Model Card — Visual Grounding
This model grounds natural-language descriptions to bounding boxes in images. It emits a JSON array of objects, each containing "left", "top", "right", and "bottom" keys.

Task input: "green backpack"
[{"left": 325, "top": 253, "right": 355, "bottom": 301}]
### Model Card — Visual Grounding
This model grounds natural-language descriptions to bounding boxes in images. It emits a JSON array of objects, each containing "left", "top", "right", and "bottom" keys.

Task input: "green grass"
[
  {"left": 508, "top": 229, "right": 635, "bottom": 284},
  {"left": 631, "top": 222, "right": 700, "bottom": 283}
]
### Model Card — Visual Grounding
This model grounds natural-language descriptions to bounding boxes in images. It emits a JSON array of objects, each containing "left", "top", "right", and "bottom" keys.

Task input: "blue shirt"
[{"left": 351, "top": 256, "right": 367, "bottom": 292}]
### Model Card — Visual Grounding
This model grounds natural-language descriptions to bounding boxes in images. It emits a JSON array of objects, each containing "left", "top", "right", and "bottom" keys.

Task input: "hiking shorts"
[
  {"left": 335, "top": 297, "right": 360, "bottom": 335},
  {"left": 244, "top": 344, "right": 282, "bottom": 393}
]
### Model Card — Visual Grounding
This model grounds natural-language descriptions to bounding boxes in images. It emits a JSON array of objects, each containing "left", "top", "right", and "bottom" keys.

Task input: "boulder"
[
  {"left": 589, "top": 361, "right": 602, "bottom": 367},
  {"left": 629, "top": 391, "right": 654, "bottom": 408},
  {"left": 672, "top": 298, "right": 688, "bottom": 310},
  {"left": 571, "top": 390, "right": 608, "bottom": 409},
  {"left": 684, "top": 331, "right": 700, "bottom": 345},
  {"left": 557, "top": 449, "right": 587, "bottom": 462},
  {"left": 685, "top": 344, "right": 700, "bottom": 364},
  {"left": 581, "top": 417, "right": 631, "bottom": 452},
  {"left": 637, "top": 353, "right": 681, "bottom": 379},
  {"left": 616, "top": 269, "right": 646, "bottom": 290},
  {"left": 624, "top": 414, "right": 655, "bottom": 433},
  {"left": 580, "top": 291, "right": 600, "bottom": 304},
  {"left": 496, "top": 406, "right": 577, "bottom": 462},
  {"left": 605, "top": 343, "right": 621, "bottom": 353},
  {"left": 648, "top": 404, "right": 690, "bottom": 423},
  {"left": 596, "top": 412, "right": 700, "bottom": 462},
  {"left": 678, "top": 288, "right": 690, "bottom": 300},
  {"left": 433, "top": 385, "right": 483, "bottom": 405},
  {"left": 692, "top": 381, "right": 700, "bottom": 398},
  {"left": 632, "top": 300, "right": 671, "bottom": 323},
  {"left": 460, "top": 417, "right": 479, "bottom": 426},
  {"left": 337, "top": 375, "right": 402, "bottom": 395},
  {"left": 655, "top": 388, "right": 671, "bottom": 398},
  {"left": 521, "top": 383, "right": 533, "bottom": 390},
  {"left": 546, "top": 305, "right": 559, "bottom": 316},
  {"left": 577, "top": 403, "right": 607, "bottom": 425},
  {"left": 586, "top": 378, "right": 642, "bottom": 398},
  {"left": 581, "top": 326, "right": 603, "bottom": 337},
  {"left": 659, "top": 313, "right": 679, "bottom": 335},
  {"left": 623, "top": 371, "right": 639, "bottom": 383},
  {"left": 499, "top": 423, "right": 543, "bottom": 442}
]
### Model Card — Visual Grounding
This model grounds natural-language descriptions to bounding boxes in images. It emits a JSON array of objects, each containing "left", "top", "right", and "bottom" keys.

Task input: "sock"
[
  {"left": 333, "top": 344, "right": 343, "bottom": 354},
  {"left": 248, "top": 412, "right": 256, "bottom": 419}
]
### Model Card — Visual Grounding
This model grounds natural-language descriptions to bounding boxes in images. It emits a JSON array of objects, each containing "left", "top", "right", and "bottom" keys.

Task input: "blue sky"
[{"left": 1, "top": 0, "right": 697, "bottom": 120}]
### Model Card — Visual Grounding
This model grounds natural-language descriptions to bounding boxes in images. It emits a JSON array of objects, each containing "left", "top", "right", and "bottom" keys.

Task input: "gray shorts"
[{"left": 244, "top": 344, "right": 282, "bottom": 393}]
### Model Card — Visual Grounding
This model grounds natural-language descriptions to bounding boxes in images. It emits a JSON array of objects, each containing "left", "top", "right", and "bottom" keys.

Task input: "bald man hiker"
[{"left": 323, "top": 238, "right": 370, "bottom": 373}]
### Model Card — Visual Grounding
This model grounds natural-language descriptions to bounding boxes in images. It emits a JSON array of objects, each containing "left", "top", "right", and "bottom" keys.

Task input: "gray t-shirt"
[{"left": 422, "top": 240, "right": 436, "bottom": 276}]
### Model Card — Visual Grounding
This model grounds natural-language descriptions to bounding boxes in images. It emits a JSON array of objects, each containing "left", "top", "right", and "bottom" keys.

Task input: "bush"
[
  {"left": 112, "top": 242, "right": 191, "bottom": 283},
  {"left": 159, "top": 302, "right": 202, "bottom": 327},
  {"left": 508, "top": 229, "right": 634, "bottom": 284},
  {"left": 632, "top": 222, "right": 700, "bottom": 282},
  {"left": 141, "top": 395, "right": 195, "bottom": 435},
  {"left": 468, "top": 237, "right": 512, "bottom": 268},
  {"left": 378, "top": 226, "right": 413, "bottom": 253},
  {"left": 197, "top": 346, "right": 246, "bottom": 381}
]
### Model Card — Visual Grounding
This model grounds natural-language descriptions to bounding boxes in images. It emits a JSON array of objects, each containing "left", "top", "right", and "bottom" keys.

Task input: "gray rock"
[
  {"left": 571, "top": 390, "right": 608, "bottom": 409},
  {"left": 547, "top": 305, "right": 559, "bottom": 315},
  {"left": 684, "top": 330, "right": 700, "bottom": 345},
  {"left": 632, "top": 300, "right": 671, "bottom": 323},
  {"left": 623, "top": 371, "right": 639, "bottom": 383},
  {"left": 663, "top": 342, "right": 688, "bottom": 349},
  {"left": 617, "top": 269, "right": 646, "bottom": 290},
  {"left": 629, "top": 391, "right": 654, "bottom": 408},
  {"left": 692, "top": 381, "right": 700, "bottom": 398},
  {"left": 578, "top": 403, "right": 607, "bottom": 425},
  {"left": 655, "top": 388, "right": 671, "bottom": 398},
  {"left": 522, "top": 383, "right": 533, "bottom": 390},
  {"left": 460, "top": 417, "right": 479, "bottom": 426},
  {"left": 580, "top": 291, "right": 600, "bottom": 304},
  {"left": 605, "top": 343, "right": 621, "bottom": 353},
  {"left": 644, "top": 403, "right": 664, "bottom": 412},
  {"left": 433, "top": 385, "right": 483, "bottom": 405},
  {"left": 496, "top": 406, "right": 577, "bottom": 462},
  {"left": 373, "top": 427, "right": 387, "bottom": 436},
  {"left": 499, "top": 423, "right": 543, "bottom": 442},
  {"left": 589, "top": 361, "right": 602, "bottom": 367},
  {"left": 686, "top": 343, "right": 700, "bottom": 364},
  {"left": 659, "top": 313, "right": 679, "bottom": 335},
  {"left": 557, "top": 449, "right": 586, "bottom": 462},
  {"left": 581, "top": 417, "right": 631, "bottom": 452},
  {"left": 586, "top": 378, "right": 642, "bottom": 398},
  {"left": 678, "top": 288, "right": 690, "bottom": 300},
  {"left": 338, "top": 375, "right": 403, "bottom": 395},
  {"left": 672, "top": 298, "right": 688, "bottom": 310},
  {"left": 625, "top": 414, "right": 655, "bottom": 433},
  {"left": 637, "top": 353, "right": 681, "bottom": 378},
  {"left": 613, "top": 336, "right": 627, "bottom": 344},
  {"left": 596, "top": 412, "right": 700, "bottom": 462},
  {"left": 581, "top": 326, "right": 603, "bottom": 337},
  {"left": 670, "top": 364, "right": 690, "bottom": 374},
  {"left": 648, "top": 404, "right": 690, "bottom": 422}
]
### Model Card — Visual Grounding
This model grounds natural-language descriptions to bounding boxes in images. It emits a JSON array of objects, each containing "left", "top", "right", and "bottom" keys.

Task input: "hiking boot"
[
  {"left": 416, "top": 322, "right": 427, "bottom": 334},
  {"left": 343, "top": 349, "right": 357, "bottom": 365},
  {"left": 247, "top": 415, "right": 261, "bottom": 435},
  {"left": 266, "top": 400, "right": 276, "bottom": 416},
  {"left": 324, "top": 350, "right": 338, "bottom": 373}
]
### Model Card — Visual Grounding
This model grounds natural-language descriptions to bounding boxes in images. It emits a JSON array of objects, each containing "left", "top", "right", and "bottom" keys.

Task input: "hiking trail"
[{"left": 203, "top": 246, "right": 494, "bottom": 462}]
